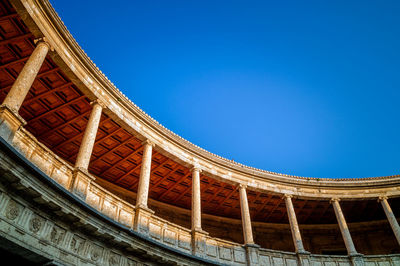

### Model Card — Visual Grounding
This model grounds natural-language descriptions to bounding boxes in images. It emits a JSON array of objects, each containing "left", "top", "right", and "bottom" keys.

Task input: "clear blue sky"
[{"left": 51, "top": 0, "right": 400, "bottom": 179}]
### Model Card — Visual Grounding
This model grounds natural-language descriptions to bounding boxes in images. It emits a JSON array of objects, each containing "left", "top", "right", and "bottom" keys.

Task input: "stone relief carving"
[
  {"left": 109, "top": 252, "right": 120, "bottom": 266},
  {"left": 50, "top": 225, "right": 66, "bottom": 245},
  {"left": 70, "top": 235, "right": 85, "bottom": 254},
  {"left": 5, "top": 200, "right": 21, "bottom": 220},
  {"left": 90, "top": 244, "right": 104, "bottom": 262},
  {"left": 29, "top": 215, "right": 43, "bottom": 233}
]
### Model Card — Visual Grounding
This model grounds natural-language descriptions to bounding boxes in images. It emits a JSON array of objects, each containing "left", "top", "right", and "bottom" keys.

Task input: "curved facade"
[{"left": 0, "top": 0, "right": 399, "bottom": 265}]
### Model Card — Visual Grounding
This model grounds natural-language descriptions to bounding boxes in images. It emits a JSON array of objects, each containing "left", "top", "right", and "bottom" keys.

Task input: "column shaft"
[
  {"left": 380, "top": 197, "right": 400, "bottom": 246},
  {"left": 3, "top": 40, "right": 50, "bottom": 111},
  {"left": 239, "top": 185, "right": 254, "bottom": 244},
  {"left": 136, "top": 140, "right": 153, "bottom": 208},
  {"left": 331, "top": 199, "right": 357, "bottom": 255},
  {"left": 191, "top": 167, "right": 202, "bottom": 231},
  {"left": 284, "top": 195, "right": 305, "bottom": 253},
  {"left": 75, "top": 102, "right": 102, "bottom": 170}
]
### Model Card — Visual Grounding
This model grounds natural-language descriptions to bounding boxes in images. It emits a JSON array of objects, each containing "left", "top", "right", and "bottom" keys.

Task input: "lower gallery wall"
[{"left": 98, "top": 179, "right": 400, "bottom": 255}]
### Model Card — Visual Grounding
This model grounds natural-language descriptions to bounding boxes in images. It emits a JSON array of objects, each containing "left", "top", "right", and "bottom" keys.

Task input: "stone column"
[
  {"left": 239, "top": 184, "right": 260, "bottom": 265},
  {"left": 191, "top": 167, "right": 208, "bottom": 257},
  {"left": 134, "top": 140, "right": 155, "bottom": 233},
  {"left": 331, "top": 198, "right": 358, "bottom": 256},
  {"left": 136, "top": 140, "right": 154, "bottom": 209},
  {"left": 0, "top": 38, "right": 51, "bottom": 141},
  {"left": 379, "top": 196, "right": 400, "bottom": 246},
  {"left": 75, "top": 101, "right": 103, "bottom": 170},
  {"left": 70, "top": 101, "right": 103, "bottom": 199},
  {"left": 239, "top": 184, "right": 254, "bottom": 245},
  {"left": 284, "top": 194, "right": 306, "bottom": 253},
  {"left": 3, "top": 38, "right": 51, "bottom": 112},
  {"left": 191, "top": 167, "right": 202, "bottom": 231}
]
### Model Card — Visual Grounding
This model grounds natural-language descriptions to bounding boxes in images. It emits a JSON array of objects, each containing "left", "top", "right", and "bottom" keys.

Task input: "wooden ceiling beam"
[
  {"left": 90, "top": 133, "right": 135, "bottom": 165},
  {"left": 255, "top": 193, "right": 273, "bottom": 214},
  {"left": 127, "top": 154, "right": 169, "bottom": 186},
  {"left": 115, "top": 151, "right": 160, "bottom": 186},
  {"left": 27, "top": 95, "right": 86, "bottom": 124},
  {"left": 0, "top": 12, "right": 18, "bottom": 21},
  {"left": 156, "top": 168, "right": 192, "bottom": 200},
  {"left": 215, "top": 187, "right": 238, "bottom": 209},
  {"left": 263, "top": 197, "right": 284, "bottom": 222},
  {"left": 96, "top": 142, "right": 142, "bottom": 174},
  {"left": 0, "top": 33, "right": 31, "bottom": 46},
  {"left": 52, "top": 116, "right": 111, "bottom": 150},
  {"left": 151, "top": 162, "right": 182, "bottom": 189},
  {"left": 66, "top": 124, "right": 122, "bottom": 161},
  {"left": 0, "top": 53, "right": 29, "bottom": 70},
  {"left": 36, "top": 112, "right": 89, "bottom": 138},
  {"left": 23, "top": 82, "right": 74, "bottom": 105},
  {"left": 313, "top": 201, "right": 332, "bottom": 224},
  {"left": 99, "top": 146, "right": 144, "bottom": 182},
  {"left": 202, "top": 181, "right": 228, "bottom": 205}
]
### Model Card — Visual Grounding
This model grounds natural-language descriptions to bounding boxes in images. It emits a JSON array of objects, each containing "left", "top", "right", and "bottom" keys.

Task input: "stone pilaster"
[
  {"left": 70, "top": 168, "right": 95, "bottom": 200},
  {"left": 0, "top": 104, "right": 26, "bottom": 142},
  {"left": 350, "top": 253, "right": 365, "bottom": 266},
  {"left": 284, "top": 194, "right": 306, "bottom": 253},
  {"left": 239, "top": 184, "right": 254, "bottom": 245},
  {"left": 75, "top": 101, "right": 103, "bottom": 170},
  {"left": 331, "top": 198, "right": 358, "bottom": 256},
  {"left": 191, "top": 229, "right": 208, "bottom": 257},
  {"left": 133, "top": 205, "right": 154, "bottom": 234},
  {"left": 379, "top": 196, "right": 400, "bottom": 246},
  {"left": 244, "top": 243, "right": 260, "bottom": 266},
  {"left": 297, "top": 252, "right": 311, "bottom": 266},
  {"left": 135, "top": 140, "right": 154, "bottom": 209}
]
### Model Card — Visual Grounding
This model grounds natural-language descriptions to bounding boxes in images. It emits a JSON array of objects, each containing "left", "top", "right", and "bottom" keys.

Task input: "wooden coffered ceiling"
[{"left": 1, "top": 0, "right": 398, "bottom": 226}]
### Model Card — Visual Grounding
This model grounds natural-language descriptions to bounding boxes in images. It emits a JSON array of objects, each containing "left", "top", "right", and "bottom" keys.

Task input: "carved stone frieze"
[
  {"left": 29, "top": 215, "right": 43, "bottom": 233},
  {"left": 5, "top": 200, "right": 22, "bottom": 220},
  {"left": 90, "top": 244, "right": 104, "bottom": 262}
]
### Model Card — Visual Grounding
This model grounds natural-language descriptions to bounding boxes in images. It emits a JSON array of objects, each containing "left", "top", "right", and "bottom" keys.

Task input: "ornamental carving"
[
  {"left": 50, "top": 226, "right": 65, "bottom": 245},
  {"left": 90, "top": 245, "right": 103, "bottom": 262},
  {"left": 127, "top": 260, "right": 137, "bottom": 266},
  {"left": 109, "top": 253, "right": 120, "bottom": 265},
  {"left": 70, "top": 235, "right": 84, "bottom": 254},
  {"left": 29, "top": 216, "right": 43, "bottom": 233},
  {"left": 5, "top": 201, "right": 21, "bottom": 220}
]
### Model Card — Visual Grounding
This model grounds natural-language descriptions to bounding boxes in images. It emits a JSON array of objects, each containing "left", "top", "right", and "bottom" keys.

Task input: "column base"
[
  {"left": 133, "top": 205, "right": 155, "bottom": 234},
  {"left": 296, "top": 251, "right": 311, "bottom": 266},
  {"left": 191, "top": 228, "right": 208, "bottom": 257},
  {"left": 243, "top": 243, "right": 260, "bottom": 266},
  {"left": 349, "top": 253, "right": 364, "bottom": 266},
  {"left": 0, "top": 104, "right": 26, "bottom": 142},
  {"left": 70, "top": 168, "right": 95, "bottom": 200}
]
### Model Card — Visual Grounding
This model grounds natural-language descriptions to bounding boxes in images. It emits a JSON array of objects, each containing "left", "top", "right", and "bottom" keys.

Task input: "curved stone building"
[{"left": 0, "top": 0, "right": 399, "bottom": 265}]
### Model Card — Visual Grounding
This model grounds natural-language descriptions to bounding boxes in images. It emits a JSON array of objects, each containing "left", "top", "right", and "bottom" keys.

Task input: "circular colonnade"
[{"left": 0, "top": 0, "right": 399, "bottom": 265}]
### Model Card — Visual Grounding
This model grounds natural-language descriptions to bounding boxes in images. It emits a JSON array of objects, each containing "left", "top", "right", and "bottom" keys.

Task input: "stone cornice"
[{"left": 10, "top": 0, "right": 400, "bottom": 200}]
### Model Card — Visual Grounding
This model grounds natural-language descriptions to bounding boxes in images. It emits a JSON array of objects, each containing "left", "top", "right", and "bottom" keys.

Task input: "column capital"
[
  {"left": 90, "top": 99, "right": 106, "bottom": 109},
  {"left": 283, "top": 194, "right": 293, "bottom": 199},
  {"left": 238, "top": 183, "right": 247, "bottom": 190},
  {"left": 191, "top": 166, "right": 202, "bottom": 173},
  {"left": 378, "top": 196, "right": 388, "bottom": 202},
  {"left": 330, "top": 197, "right": 340, "bottom": 204},
  {"left": 141, "top": 139, "right": 155, "bottom": 147},
  {"left": 34, "top": 37, "right": 54, "bottom": 51}
]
